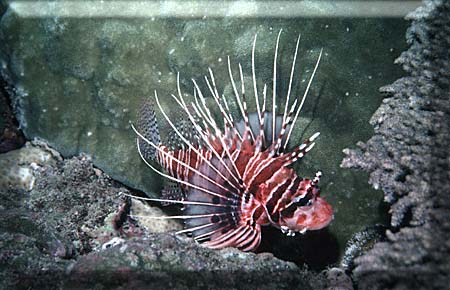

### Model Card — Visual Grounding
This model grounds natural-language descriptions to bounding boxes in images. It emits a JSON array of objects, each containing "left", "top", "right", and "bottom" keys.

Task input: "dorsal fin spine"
[
  {"left": 174, "top": 74, "right": 244, "bottom": 185},
  {"left": 281, "top": 132, "right": 320, "bottom": 166},
  {"left": 238, "top": 62, "right": 255, "bottom": 142},
  {"left": 205, "top": 68, "right": 235, "bottom": 130},
  {"left": 193, "top": 80, "right": 217, "bottom": 131},
  {"left": 193, "top": 78, "right": 245, "bottom": 183},
  {"left": 154, "top": 90, "right": 242, "bottom": 193},
  {"left": 227, "top": 56, "right": 249, "bottom": 140},
  {"left": 284, "top": 48, "right": 323, "bottom": 151},
  {"left": 275, "top": 98, "right": 298, "bottom": 154},
  {"left": 282, "top": 34, "right": 301, "bottom": 126},
  {"left": 189, "top": 99, "right": 242, "bottom": 186},
  {"left": 272, "top": 29, "right": 283, "bottom": 145},
  {"left": 251, "top": 33, "right": 262, "bottom": 141}
]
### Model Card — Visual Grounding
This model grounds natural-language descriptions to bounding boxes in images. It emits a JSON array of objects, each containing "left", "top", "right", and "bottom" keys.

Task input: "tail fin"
[{"left": 137, "top": 98, "right": 161, "bottom": 161}]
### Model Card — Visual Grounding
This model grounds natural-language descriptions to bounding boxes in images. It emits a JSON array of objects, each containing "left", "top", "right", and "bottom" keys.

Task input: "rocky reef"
[
  {"left": 341, "top": 0, "right": 450, "bottom": 288},
  {"left": 0, "top": 143, "right": 328, "bottom": 290}
]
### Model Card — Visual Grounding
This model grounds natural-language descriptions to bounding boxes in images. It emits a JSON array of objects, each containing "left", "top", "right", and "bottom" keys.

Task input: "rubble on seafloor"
[
  {"left": 341, "top": 0, "right": 450, "bottom": 289},
  {"left": 0, "top": 142, "right": 329, "bottom": 290}
]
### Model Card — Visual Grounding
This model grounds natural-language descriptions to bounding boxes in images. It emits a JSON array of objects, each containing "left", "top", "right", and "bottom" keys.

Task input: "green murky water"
[{"left": 0, "top": 1, "right": 412, "bottom": 265}]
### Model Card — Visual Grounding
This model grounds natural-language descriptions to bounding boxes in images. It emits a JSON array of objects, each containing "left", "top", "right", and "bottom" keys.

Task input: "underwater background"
[{"left": 0, "top": 1, "right": 448, "bottom": 289}]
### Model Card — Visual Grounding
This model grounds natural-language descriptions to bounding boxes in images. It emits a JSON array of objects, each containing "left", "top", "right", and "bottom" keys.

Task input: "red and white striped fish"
[{"left": 130, "top": 30, "right": 333, "bottom": 252}]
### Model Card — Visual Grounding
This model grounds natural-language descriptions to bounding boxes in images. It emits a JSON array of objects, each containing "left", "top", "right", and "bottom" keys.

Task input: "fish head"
[{"left": 278, "top": 182, "right": 333, "bottom": 234}]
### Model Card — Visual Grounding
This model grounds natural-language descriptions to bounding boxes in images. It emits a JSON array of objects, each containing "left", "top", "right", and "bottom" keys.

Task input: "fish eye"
[
  {"left": 293, "top": 191, "right": 313, "bottom": 207},
  {"left": 281, "top": 191, "right": 314, "bottom": 216}
]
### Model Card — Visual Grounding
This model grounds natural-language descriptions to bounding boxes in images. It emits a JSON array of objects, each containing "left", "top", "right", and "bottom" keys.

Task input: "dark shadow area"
[
  {"left": 378, "top": 199, "right": 391, "bottom": 227},
  {"left": 0, "top": 77, "right": 26, "bottom": 153},
  {"left": 298, "top": 81, "right": 326, "bottom": 143},
  {"left": 258, "top": 225, "right": 340, "bottom": 270}
]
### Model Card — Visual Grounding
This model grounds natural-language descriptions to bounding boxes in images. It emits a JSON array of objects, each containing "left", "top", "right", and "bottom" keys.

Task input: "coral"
[{"left": 341, "top": 0, "right": 450, "bottom": 288}]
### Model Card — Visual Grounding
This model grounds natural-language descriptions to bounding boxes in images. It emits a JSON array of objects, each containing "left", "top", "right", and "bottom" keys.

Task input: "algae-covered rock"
[
  {"left": 0, "top": 146, "right": 128, "bottom": 289},
  {"left": 65, "top": 234, "right": 325, "bottom": 290},
  {"left": 0, "top": 2, "right": 412, "bottom": 260},
  {"left": 0, "top": 140, "right": 60, "bottom": 191},
  {"left": 0, "top": 142, "right": 327, "bottom": 290}
]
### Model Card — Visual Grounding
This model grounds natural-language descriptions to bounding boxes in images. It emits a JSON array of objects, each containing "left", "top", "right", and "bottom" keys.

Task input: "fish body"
[{"left": 132, "top": 31, "right": 333, "bottom": 251}]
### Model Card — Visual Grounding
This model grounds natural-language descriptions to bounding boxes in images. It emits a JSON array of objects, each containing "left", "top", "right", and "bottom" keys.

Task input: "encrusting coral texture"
[{"left": 341, "top": 0, "right": 450, "bottom": 289}]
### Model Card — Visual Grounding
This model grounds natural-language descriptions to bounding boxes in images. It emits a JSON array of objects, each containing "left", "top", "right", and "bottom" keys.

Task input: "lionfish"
[{"left": 130, "top": 30, "right": 333, "bottom": 252}]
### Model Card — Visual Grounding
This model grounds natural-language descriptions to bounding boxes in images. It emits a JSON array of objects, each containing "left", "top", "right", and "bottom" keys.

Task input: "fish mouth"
[{"left": 305, "top": 197, "right": 334, "bottom": 231}]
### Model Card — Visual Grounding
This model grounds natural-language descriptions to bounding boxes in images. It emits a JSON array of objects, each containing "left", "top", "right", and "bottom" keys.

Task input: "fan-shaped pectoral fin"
[
  {"left": 237, "top": 224, "right": 261, "bottom": 252},
  {"left": 202, "top": 225, "right": 249, "bottom": 249},
  {"left": 202, "top": 223, "right": 262, "bottom": 252}
]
